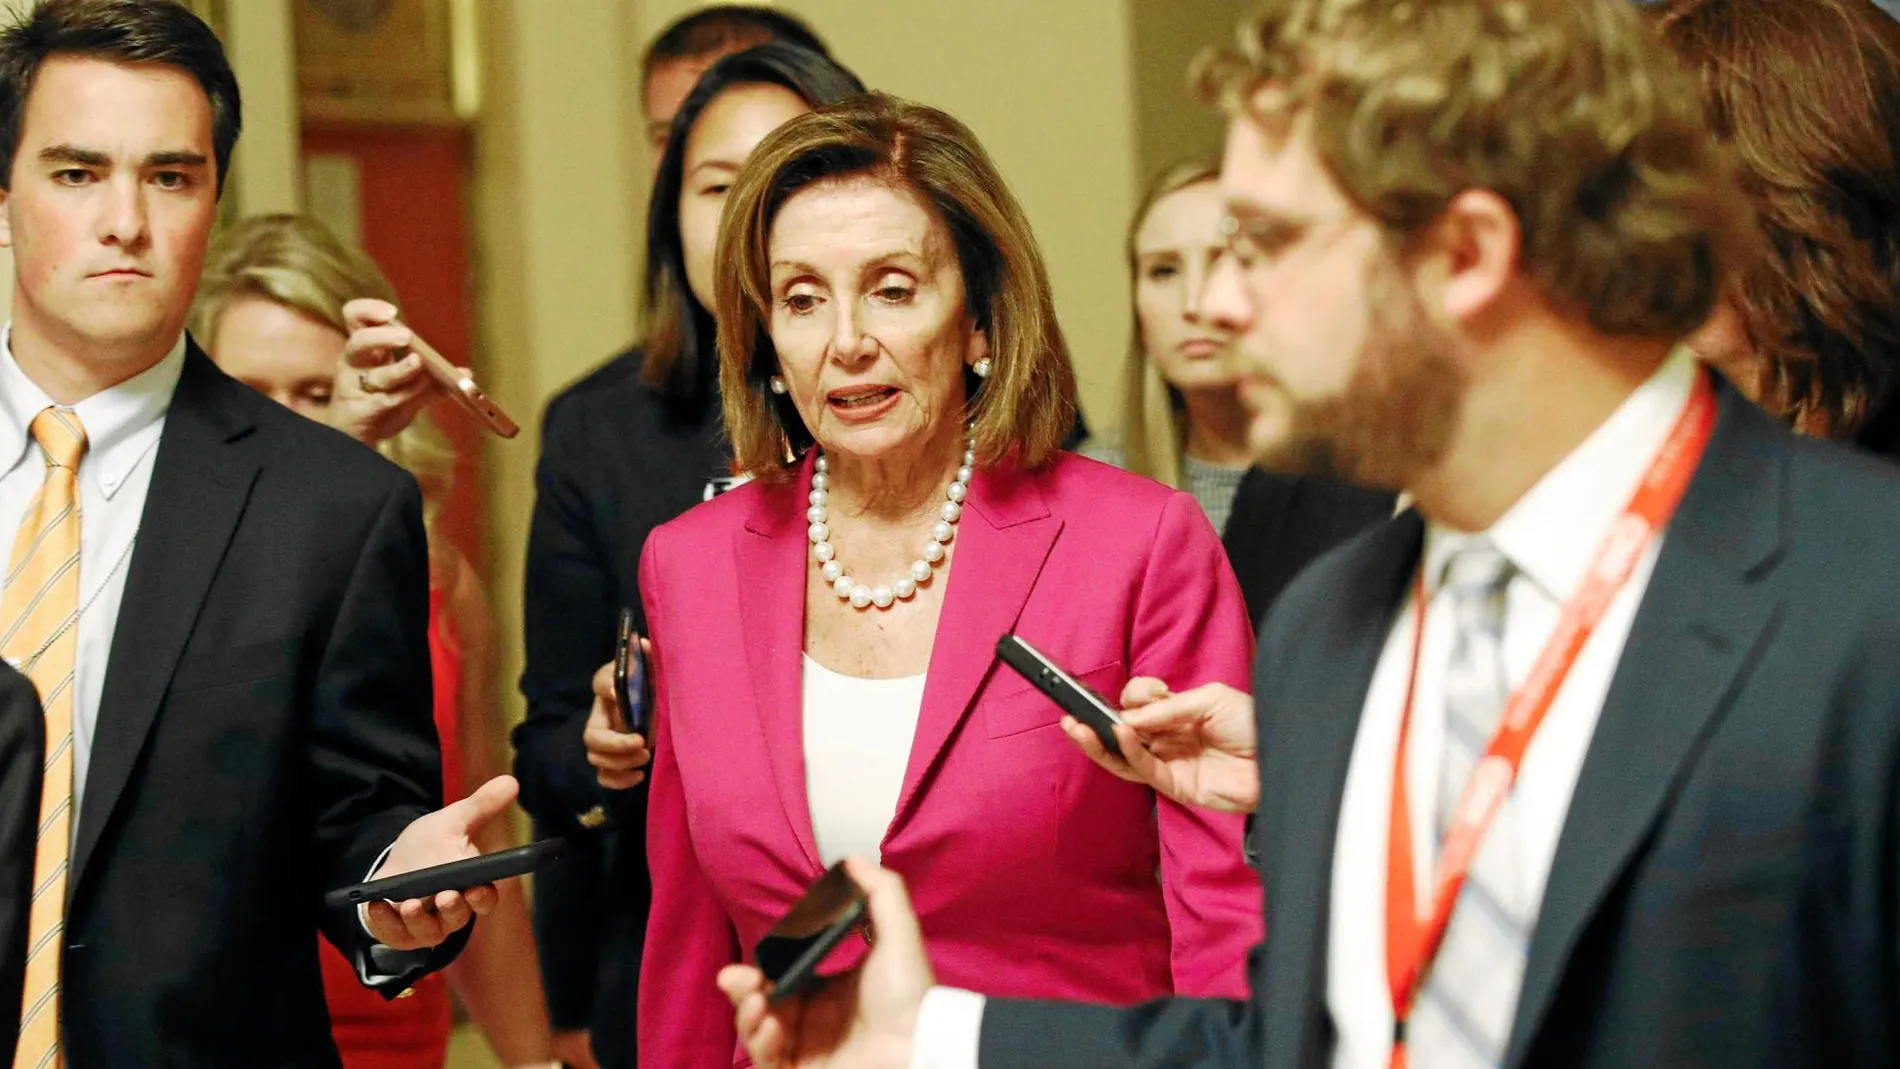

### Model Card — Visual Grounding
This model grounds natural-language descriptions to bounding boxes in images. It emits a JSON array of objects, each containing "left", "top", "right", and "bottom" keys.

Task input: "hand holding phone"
[
  {"left": 324, "top": 839, "right": 568, "bottom": 910},
  {"left": 755, "top": 861, "right": 868, "bottom": 1003},
  {"left": 611, "top": 608, "right": 652, "bottom": 738},
  {"left": 400, "top": 330, "right": 520, "bottom": 439}
]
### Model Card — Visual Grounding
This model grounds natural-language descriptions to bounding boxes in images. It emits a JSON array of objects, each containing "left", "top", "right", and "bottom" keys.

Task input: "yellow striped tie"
[{"left": 4, "top": 408, "right": 86, "bottom": 1069}]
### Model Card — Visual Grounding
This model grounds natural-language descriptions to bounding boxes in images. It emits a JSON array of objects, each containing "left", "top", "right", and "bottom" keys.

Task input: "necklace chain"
[{"left": 809, "top": 435, "right": 975, "bottom": 611}]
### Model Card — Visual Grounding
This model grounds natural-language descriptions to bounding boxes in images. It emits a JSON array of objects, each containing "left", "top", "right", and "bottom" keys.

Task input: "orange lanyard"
[{"left": 1383, "top": 368, "right": 1716, "bottom": 1068}]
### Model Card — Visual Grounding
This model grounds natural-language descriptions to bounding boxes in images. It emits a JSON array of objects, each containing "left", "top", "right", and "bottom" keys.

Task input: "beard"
[{"left": 1251, "top": 252, "right": 1468, "bottom": 493}]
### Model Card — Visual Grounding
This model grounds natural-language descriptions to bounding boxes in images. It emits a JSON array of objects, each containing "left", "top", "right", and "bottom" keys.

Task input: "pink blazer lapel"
[
  {"left": 735, "top": 452, "right": 825, "bottom": 873},
  {"left": 888, "top": 462, "right": 1061, "bottom": 833}
]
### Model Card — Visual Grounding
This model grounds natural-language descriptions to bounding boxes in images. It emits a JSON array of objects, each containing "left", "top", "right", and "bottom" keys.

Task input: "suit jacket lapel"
[
  {"left": 887, "top": 462, "right": 1059, "bottom": 833},
  {"left": 737, "top": 454, "right": 825, "bottom": 873},
  {"left": 73, "top": 344, "right": 259, "bottom": 892},
  {"left": 1505, "top": 387, "right": 1786, "bottom": 1068},
  {"left": 1264, "top": 511, "right": 1422, "bottom": 1068}
]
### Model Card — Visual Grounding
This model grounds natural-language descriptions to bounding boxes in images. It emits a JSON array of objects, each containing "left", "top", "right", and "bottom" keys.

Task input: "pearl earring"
[
  {"left": 769, "top": 375, "right": 788, "bottom": 395},
  {"left": 972, "top": 358, "right": 992, "bottom": 379}
]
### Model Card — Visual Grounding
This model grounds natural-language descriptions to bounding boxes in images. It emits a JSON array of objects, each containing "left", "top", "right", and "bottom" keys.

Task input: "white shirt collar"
[
  {"left": 0, "top": 324, "right": 187, "bottom": 498},
  {"left": 1423, "top": 346, "right": 1700, "bottom": 603}
]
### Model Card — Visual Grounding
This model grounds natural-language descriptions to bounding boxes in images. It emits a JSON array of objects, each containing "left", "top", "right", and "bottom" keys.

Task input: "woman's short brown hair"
[
  {"left": 1194, "top": 0, "right": 1754, "bottom": 342},
  {"left": 714, "top": 92, "right": 1077, "bottom": 479},
  {"left": 1655, "top": 0, "right": 1900, "bottom": 451}
]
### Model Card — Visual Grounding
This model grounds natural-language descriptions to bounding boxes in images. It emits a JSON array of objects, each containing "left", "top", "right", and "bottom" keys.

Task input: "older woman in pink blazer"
[{"left": 590, "top": 94, "right": 1263, "bottom": 1068}]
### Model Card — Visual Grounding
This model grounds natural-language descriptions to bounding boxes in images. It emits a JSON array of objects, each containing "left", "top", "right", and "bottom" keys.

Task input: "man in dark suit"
[
  {"left": 710, "top": 2, "right": 1900, "bottom": 1067},
  {"left": 0, "top": 2, "right": 519, "bottom": 1065}
]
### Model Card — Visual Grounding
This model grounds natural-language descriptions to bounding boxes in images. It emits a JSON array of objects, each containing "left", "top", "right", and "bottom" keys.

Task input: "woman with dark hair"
[
  {"left": 1656, "top": 0, "right": 1900, "bottom": 458},
  {"left": 507, "top": 41, "right": 866, "bottom": 1069}
]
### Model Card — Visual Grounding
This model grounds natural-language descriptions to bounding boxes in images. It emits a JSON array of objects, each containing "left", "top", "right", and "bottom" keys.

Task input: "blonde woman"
[
  {"left": 1093, "top": 161, "right": 1255, "bottom": 530},
  {"left": 191, "top": 215, "right": 553, "bottom": 1069},
  {"left": 1091, "top": 162, "right": 1392, "bottom": 623}
]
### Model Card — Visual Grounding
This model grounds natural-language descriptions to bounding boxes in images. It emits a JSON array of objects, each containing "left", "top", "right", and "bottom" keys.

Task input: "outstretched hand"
[{"left": 363, "top": 775, "right": 520, "bottom": 950}]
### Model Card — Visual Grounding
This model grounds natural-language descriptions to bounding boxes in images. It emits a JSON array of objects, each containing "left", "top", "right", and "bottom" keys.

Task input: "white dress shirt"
[
  {"left": 0, "top": 325, "right": 181, "bottom": 831},
  {"left": 908, "top": 349, "right": 1700, "bottom": 1069},
  {"left": 802, "top": 654, "right": 925, "bottom": 866}
]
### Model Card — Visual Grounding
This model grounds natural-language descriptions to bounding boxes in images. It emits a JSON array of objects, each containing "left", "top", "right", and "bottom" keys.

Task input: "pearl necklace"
[{"left": 808, "top": 434, "right": 975, "bottom": 611}]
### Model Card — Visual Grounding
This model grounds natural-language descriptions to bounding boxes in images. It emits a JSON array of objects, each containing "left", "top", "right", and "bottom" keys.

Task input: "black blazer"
[
  {"left": 978, "top": 382, "right": 1900, "bottom": 1069},
  {"left": 1222, "top": 469, "right": 1394, "bottom": 626},
  {"left": 513, "top": 348, "right": 730, "bottom": 1068},
  {"left": 0, "top": 662, "right": 41, "bottom": 1059},
  {"left": 59, "top": 345, "right": 459, "bottom": 1068}
]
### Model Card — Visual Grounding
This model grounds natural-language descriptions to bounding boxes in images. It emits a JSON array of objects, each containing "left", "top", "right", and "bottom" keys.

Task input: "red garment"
[{"left": 317, "top": 585, "right": 462, "bottom": 1068}]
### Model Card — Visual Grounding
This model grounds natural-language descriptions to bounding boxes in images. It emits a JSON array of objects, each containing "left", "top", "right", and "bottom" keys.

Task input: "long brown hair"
[{"left": 1655, "top": 0, "right": 1900, "bottom": 451}]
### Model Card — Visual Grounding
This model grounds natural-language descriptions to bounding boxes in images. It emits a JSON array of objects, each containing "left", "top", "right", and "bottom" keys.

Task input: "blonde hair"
[
  {"left": 714, "top": 92, "right": 1077, "bottom": 480},
  {"left": 1120, "top": 160, "right": 1222, "bottom": 488},
  {"left": 191, "top": 214, "right": 458, "bottom": 531},
  {"left": 1194, "top": 0, "right": 1754, "bottom": 340}
]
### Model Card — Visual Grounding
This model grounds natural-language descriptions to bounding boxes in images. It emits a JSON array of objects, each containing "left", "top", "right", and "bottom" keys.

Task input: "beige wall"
[
  {"left": 1130, "top": 0, "right": 1251, "bottom": 180},
  {"left": 473, "top": 0, "right": 645, "bottom": 730}
]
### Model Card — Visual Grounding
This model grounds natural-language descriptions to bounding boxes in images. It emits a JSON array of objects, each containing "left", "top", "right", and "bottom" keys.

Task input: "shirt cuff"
[
  {"left": 911, "top": 986, "right": 986, "bottom": 1069},
  {"left": 354, "top": 844, "right": 429, "bottom": 985}
]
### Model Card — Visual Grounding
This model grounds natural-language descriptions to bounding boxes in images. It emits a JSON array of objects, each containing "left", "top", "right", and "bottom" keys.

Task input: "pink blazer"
[{"left": 635, "top": 451, "right": 1263, "bottom": 1067}]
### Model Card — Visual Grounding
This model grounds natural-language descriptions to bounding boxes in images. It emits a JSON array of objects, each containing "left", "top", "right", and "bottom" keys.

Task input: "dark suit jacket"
[
  {"left": 0, "top": 662, "right": 41, "bottom": 1060},
  {"left": 59, "top": 344, "right": 460, "bottom": 1068},
  {"left": 1222, "top": 469, "right": 1394, "bottom": 626},
  {"left": 513, "top": 348, "right": 731, "bottom": 1068},
  {"left": 979, "top": 382, "right": 1900, "bottom": 1068}
]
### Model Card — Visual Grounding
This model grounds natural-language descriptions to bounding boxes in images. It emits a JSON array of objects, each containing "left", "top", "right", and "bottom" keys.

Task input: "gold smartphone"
[{"left": 400, "top": 331, "right": 519, "bottom": 439}]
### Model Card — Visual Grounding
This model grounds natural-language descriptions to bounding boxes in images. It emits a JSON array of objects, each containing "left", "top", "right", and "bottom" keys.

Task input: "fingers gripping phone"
[
  {"left": 755, "top": 861, "right": 868, "bottom": 1003},
  {"left": 612, "top": 608, "right": 652, "bottom": 737},
  {"left": 994, "top": 633, "right": 1128, "bottom": 755},
  {"left": 398, "top": 331, "right": 519, "bottom": 439},
  {"left": 323, "top": 838, "right": 568, "bottom": 910}
]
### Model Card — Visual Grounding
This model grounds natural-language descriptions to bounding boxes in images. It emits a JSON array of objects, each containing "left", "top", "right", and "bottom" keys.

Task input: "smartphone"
[
  {"left": 323, "top": 838, "right": 568, "bottom": 910},
  {"left": 611, "top": 608, "right": 651, "bottom": 737},
  {"left": 994, "top": 633, "right": 1128, "bottom": 756},
  {"left": 398, "top": 330, "right": 519, "bottom": 439},
  {"left": 755, "top": 861, "right": 868, "bottom": 1004}
]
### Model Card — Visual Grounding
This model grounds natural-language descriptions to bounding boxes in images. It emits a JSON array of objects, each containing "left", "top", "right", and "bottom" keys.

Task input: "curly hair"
[
  {"left": 1655, "top": 0, "right": 1900, "bottom": 451},
  {"left": 1194, "top": 0, "right": 1753, "bottom": 342}
]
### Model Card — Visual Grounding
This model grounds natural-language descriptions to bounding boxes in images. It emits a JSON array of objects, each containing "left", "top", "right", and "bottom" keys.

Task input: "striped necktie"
[
  {"left": 1407, "top": 543, "right": 1528, "bottom": 1069},
  {"left": 3, "top": 407, "right": 87, "bottom": 1069}
]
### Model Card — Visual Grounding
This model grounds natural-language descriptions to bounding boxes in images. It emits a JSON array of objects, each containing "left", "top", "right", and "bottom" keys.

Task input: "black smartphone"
[
  {"left": 755, "top": 861, "right": 867, "bottom": 1004},
  {"left": 323, "top": 838, "right": 568, "bottom": 910},
  {"left": 994, "top": 633, "right": 1128, "bottom": 756},
  {"left": 612, "top": 608, "right": 651, "bottom": 737}
]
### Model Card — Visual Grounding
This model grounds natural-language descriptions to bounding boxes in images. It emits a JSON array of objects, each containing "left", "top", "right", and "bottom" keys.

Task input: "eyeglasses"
[{"left": 1218, "top": 211, "right": 1359, "bottom": 273}]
